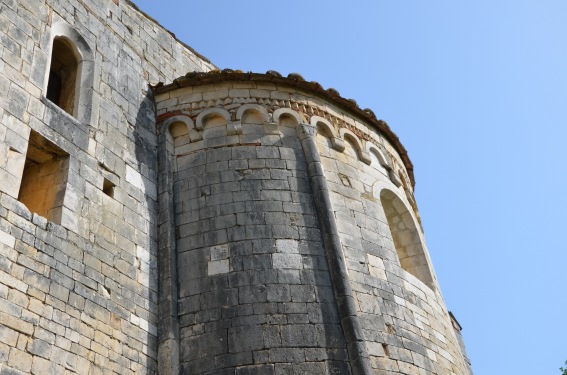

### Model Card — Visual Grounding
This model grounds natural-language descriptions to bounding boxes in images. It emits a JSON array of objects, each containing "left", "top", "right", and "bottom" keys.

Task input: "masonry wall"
[
  {"left": 154, "top": 78, "right": 472, "bottom": 375},
  {"left": 0, "top": 0, "right": 213, "bottom": 374},
  {"left": 316, "top": 128, "right": 470, "bottom": 374},
  {"left": 156, "top": 95, "right": 350, "bottom": 374}
]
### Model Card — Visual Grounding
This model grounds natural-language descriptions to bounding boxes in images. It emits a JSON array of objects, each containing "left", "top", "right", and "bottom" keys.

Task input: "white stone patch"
[
  {"left": 129, "top": 312, "right": 156, "bottom": 335},
  {"left": 272, "top": 253, "right": 302, "bottom": 269},
  {"left": 136, "top": 245, "right": 150, "bottom": 264},
  {"left": 126, "top": 165, "right": 144, "bottom": 189},
  {"left": 433, "top": 329, "right": 447, "bottom": 344},
  {"left": 126, "top": 165, "right": 157, "bottom": 200},
  {"left": 426, "top": 348, "right": 438, "bottom": 361},
  {"left": 393, "top": 295, "right": 407, "bottom": 307},
  {"left": 0, "top": 230, "right": 15, "bottom": 248},
  {"left": 130, "top": 312, "right": 140, "bottom": 326},
  {"left": 208, "top": 245, "right": 230, "bottom": 275},
  {"left": 367, "top": 254, "right": 387, "bottom": 280},
  {"left": 276, "top": 239, "right": 298, "bottom": 253},
  {"left": 0, "top": 269, "right": 27, "bottom": 293},
  {"left": 208, "top": 259, "right": 229, "bottom": 275}
]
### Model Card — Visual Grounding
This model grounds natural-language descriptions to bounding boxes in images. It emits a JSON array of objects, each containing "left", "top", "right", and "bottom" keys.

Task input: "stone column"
[
  {"left": 157, "top": 131, "right": 180, "bottom": 375},
  {"left": 297, "top": 123, "right": 373, "bottom": 375}
]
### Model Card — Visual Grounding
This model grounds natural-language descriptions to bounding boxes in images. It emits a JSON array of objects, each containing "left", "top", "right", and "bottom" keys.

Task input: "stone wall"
[
  {"left": 153, "top": 74, "right": 472, "bottom": 375},
  {"left": 0, "top": 0, "right": 472, "bottom": 373},
  {"left": 155, "top": 95, "right": 350, "bottom": 374},
  {"left": 0, "top": 0, "right": 213, "bottom": 373},
  {"left": 315, "top": 122, "right": 470, "bottom": 374}
]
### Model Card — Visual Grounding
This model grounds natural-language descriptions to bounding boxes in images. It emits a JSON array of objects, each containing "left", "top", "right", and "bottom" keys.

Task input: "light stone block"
[
  {"left": 276, "top": 239, "right": 298, "bottom": 254},
  {"left": 126, "top": 165, "right": 144, "bottom": 190},
  {"left": 208, "top": 259, "right": 229, "bottom": 275},
  {"left": 272, "top": 253, "right": 302, "bottom": 269},
  {"left": 0, "top": 230, "right": 16, "bottom": 248}
]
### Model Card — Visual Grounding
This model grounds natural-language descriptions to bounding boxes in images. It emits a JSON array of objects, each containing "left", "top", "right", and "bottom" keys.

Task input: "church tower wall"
[{"left": 0, "top": 1, "right": 213, "bottom": 374}]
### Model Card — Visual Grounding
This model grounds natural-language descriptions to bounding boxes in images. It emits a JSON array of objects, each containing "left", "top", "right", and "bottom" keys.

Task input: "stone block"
[
  {"left": 228, "top": 325, "right": 265, "bottom": 353},
  {"left": 0, "top": 230, "right": 16, "bottom": 248},
  {"left": 208, "top": 260, "right": 229, "bottom": 275},
  {"left": 0, "top": 325, "right": 18, "bottom": 347},
  {"left": 8, "top": 348, "right": 32, "bottom": 372},
  {"left": 272, "top": 254, "right": 302, "bottom": 270}
]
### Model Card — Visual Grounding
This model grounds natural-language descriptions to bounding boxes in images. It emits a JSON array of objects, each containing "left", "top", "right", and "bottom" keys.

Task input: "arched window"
[
  {"left": 45, "top": 23, "right": 94, "bottom": 124},
  {"left": 46, "top": 37, "right": 80, "bottom": 116},
  {"left": 380, "top": 189, "right": 434, "bottom": 288}
]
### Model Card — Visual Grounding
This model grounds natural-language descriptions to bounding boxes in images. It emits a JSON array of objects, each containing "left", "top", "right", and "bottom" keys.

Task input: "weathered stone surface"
[
  {"left": 0, "top": 0, "right": 213, "bottom": 374},
  {"left": 153, "top": 77, "right": 472, "bottom": 375},
  {"left": 0, "top": 2, "right": 471, "bottom": 375}
]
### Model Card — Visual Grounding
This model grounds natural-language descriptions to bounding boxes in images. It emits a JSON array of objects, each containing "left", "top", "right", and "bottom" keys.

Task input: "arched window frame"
[
  {"left": 44, "top": 23, "right": 95, "bottom": 125},
  {"left": 379, "top": 188, "right": 435, "bottom": 289}
]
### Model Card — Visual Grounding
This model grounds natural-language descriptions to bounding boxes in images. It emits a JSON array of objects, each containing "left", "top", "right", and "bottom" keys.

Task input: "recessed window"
[
  {"left": 47, "top": 37, "right": 80, "bottom": 116},
  {"left": 380, "top": 189, "right": 434, "bottom": 288},
  {"left": 18, "top": 131, "right": 69, "bottom": 224}
]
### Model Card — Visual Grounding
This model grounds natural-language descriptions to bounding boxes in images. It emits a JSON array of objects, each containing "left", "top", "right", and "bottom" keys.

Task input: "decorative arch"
[
  {"left": 162, "top": 115, "right": 198, "bottom": 151},
  {"left": 46, "top": 22, "right": 95, "bottom": 124},
  {"left": 379, "top": 188, "right": 434, "bottom": 288},
  {"left": 339, "top": 128, "right": 371, "bottom": 165},
  {"left": 310, "top": 116, "right": 344, "bottom": 151},
  {"left": 366, "top": 144, "right": 391, "bottom": 170},
  {"left": 273, "top": 108, "right": 304, "bottom": 126},
  {"left": 236, "top": 104, "right": 270, "bottom": 124},
  {"left": 195, "top": 108, "right": 231, "bottom": 130},
  {"left": 162, "top": 115, "right": 194, "bottom": 136},
  {"left": 397, "top": 170, "right": 424, "bottom": 232}
]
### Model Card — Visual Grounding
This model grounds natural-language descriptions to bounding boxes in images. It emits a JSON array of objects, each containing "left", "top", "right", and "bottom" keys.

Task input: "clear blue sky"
[{"left": 134, "top": 1, "right": 567, "bottom": 373}]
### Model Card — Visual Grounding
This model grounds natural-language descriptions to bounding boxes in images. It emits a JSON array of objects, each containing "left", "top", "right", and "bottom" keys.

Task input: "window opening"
[
  {"left": 47, "top": 37, "right": 80, "bottom": 116},
  {"left": 102, "top": 178, "right": 115, "bottom": 198},
  {"left": 380, "top": 189, "right": 434, "bottom": 288},
  {"left": 18, "top": 131, "right": 69, "bottom": 224}
]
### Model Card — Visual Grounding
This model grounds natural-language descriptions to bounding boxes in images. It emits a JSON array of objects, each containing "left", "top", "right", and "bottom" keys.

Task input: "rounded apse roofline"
[{"left": 151, "top": 69, "right": 415, "bottom": 187}]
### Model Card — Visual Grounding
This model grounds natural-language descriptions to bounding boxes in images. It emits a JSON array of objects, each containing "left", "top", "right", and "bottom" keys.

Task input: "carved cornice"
[{"left": 152, "top": 71, "right": 415, "bottom": 187}]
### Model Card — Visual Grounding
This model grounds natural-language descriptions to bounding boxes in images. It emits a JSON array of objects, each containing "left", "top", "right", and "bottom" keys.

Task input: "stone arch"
[
  {"left": 46, "top": 22, "right": 94, "bottom": 124},
  {"left": 311, "top": 116, "right": 337, "bottom": 137},
  {"left": 339, "top": 128, "right": 371, "bottom": 164},
  {"left": 397, "top": 169, "right": 424, "bottom": 231},
  {"left": 366, "top": 144, "right": 391, "bottom": 170},
  {"left": 379, "top": 188, "right": 434, "bottom": 288},
  {"left": 163, "top": 115, "right": 193, "bottom": 136},
  {"left": 162, "top": 115, "right": 196, "bottom": 151},
  {"left": 164, "top": 115, "right": 201, "bottom": 141},
  {"left": 273, "top": 108, "right": 304, "bottom": 126},
  {"left": 311, "top": 116, "right": 344, "bottom": 151},
  {"left": 195, "top": 108, "right": 231, "bottom": 130},
  {"left": 236, "top": 104, "right": 270, "bottom": 125}
]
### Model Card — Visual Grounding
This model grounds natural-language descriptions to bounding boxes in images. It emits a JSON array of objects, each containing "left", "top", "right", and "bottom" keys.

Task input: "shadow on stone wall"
[{"left": 132, "top": 87, "right": 160, "bottom": 373}]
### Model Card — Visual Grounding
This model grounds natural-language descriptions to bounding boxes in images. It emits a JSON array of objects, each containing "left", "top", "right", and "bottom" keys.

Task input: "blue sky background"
[{"left": 134, "top": 1, "right": 567, "bottom": 373}]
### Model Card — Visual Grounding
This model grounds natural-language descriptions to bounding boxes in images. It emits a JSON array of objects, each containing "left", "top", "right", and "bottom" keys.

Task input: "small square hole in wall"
[{"left": 102, "top": 178, "right": 115, "bottom": 198}]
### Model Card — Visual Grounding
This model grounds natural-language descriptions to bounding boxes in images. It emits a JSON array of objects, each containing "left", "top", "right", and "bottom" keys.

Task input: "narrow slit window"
[
  {"left": 102, "top": 178, "right": 115, "bottom": 198},
  {"left": 47, "top": 37, "right": 80, "bottom": 116},
  {"left": 18, "top": 131, "right": 69, "bottom": 224}
]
